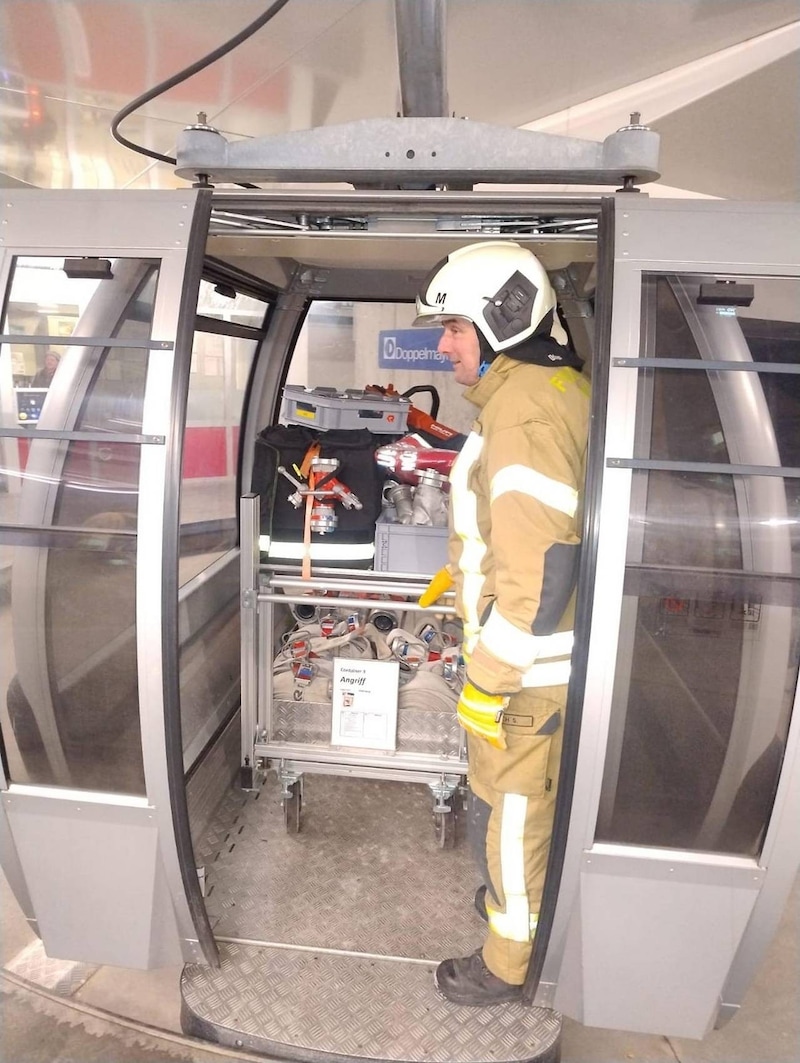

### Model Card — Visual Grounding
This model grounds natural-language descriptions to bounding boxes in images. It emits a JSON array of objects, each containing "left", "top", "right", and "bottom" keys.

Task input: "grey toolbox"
[
  {"left": 281, "top": 385, "right": 410, "bottom": 434},
  {"left": 240, "top": 495, "right": 467, "bottom": 846}
]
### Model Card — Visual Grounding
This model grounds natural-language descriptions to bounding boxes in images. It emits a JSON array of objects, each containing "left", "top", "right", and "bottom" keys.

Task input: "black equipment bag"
[{"left": 252, "top": 425, "right": 385, "bottom": 567}]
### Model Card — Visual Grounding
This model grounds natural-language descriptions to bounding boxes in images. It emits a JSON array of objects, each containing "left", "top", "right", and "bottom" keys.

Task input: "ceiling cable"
[{"left": 110, "top": 0, "right": 292, "bottom": 169}]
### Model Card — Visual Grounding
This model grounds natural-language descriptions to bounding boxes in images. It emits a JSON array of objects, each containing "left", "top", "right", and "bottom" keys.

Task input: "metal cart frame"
[{"left": 240, "top": 495, "right": 468, "bottom": 841}]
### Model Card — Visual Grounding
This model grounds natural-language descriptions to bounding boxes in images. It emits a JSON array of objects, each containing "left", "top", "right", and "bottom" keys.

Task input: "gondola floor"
[{"left": 182, "top": 772, "right": 561, "bottom": 1062}]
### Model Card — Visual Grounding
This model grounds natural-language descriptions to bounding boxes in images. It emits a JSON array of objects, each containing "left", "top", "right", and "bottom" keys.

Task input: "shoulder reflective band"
[
  {"left": 260, "top": 537, "right": 375, "bottom": 562},
  {"left": 490, "top": 464, "right": 578, "bottom": 517}
]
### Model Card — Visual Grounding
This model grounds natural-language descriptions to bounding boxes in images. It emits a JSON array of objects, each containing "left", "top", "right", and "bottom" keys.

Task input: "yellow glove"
[
  {"left": 418, "top": 566, "right": 453, "bottom": 608},
  {"left": 457, "top": 682, "right": 509, "bottom": 750}
]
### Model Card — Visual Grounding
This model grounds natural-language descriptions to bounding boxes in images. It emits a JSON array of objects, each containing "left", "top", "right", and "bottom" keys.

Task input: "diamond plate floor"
[
  {"left": 183, "top": 772, "right": 562, "bottom": 1062},
  {"left": 199, "top": 773, "right": 478, "bottom": 958},
  {"left": 182, "top": 943, "right": 561, "bottom": 1063}
]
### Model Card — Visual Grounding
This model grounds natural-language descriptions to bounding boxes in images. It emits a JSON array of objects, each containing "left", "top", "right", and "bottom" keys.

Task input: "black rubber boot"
[
  {"left": 434, "top": 951, "right": 524, "bottom": 1006},
  {"left": 474, "top": 884, "right": 488, "bottom": 922}
]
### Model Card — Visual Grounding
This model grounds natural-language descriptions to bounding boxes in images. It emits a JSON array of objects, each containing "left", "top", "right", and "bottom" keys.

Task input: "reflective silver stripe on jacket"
[
  {"left": 449, "top": 432, "right": 486, "bottom": 647},
  {"left": 490, "top": 464, "right": 579, "bottom": 517},
  {"left": 481, "top": 608, "right": 575, "bottom": 670},
  {"left": 520, "top": 658, "right": 572, "bottom": 687}
]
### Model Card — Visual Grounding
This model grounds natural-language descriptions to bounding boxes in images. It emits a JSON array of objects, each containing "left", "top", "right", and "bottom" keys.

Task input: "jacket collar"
[{"left": 463, "top": 354, "right": 518, "bottom": 409}]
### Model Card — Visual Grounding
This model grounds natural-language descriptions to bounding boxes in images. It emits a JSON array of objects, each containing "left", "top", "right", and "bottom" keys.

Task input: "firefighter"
[{"left": 415, "top": 241, "right": 590, "bottom": 1005}]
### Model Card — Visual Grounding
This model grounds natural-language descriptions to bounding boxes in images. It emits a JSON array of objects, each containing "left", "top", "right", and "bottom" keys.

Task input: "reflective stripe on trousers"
[
  {"left": 467, "top": 686, "right": 565, "bottom": 985},
  {"left": 485, "top": 793, "right": 539, "bottom": 942}
]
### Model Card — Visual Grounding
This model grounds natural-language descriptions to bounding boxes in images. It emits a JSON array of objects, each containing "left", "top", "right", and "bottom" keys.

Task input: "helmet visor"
[{"left": 411, "top": 309, "right": 472, "bottom": 328}]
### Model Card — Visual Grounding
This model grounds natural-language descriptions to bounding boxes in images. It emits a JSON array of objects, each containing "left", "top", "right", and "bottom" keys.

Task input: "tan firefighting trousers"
[{"left": 467, "top": 683, "right": 566, "bottom": 985}]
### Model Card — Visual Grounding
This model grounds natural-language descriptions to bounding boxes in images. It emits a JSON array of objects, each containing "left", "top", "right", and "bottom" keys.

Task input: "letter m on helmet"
[{"left": 435, "top": 291, "right": 447, "bottom": 305}]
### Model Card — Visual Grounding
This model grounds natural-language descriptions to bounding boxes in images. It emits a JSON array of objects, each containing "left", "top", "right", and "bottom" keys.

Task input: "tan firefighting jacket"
[{"left": 448, "top": 353, "right": 590, "bottom": 696}]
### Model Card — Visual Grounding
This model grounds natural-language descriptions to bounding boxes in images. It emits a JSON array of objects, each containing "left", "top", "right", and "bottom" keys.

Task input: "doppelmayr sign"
[{"left": 378, "top": 328, "right": 448, "bottom": 372}]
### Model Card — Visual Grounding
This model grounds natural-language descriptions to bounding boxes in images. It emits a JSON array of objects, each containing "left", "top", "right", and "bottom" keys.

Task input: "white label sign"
[{"left": 331, "top": 658, "right": 399, "bottom": 751}]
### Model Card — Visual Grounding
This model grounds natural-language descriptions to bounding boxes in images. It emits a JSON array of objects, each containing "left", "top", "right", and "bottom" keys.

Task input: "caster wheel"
[
  {"left": 282, "top": 781, "right": 302, "bottom": 834},
  {"left": 434, "top": 799, "right": 457, "bottom": 849}
]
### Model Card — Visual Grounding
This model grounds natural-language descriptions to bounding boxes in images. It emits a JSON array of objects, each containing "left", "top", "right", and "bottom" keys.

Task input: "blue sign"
[{"left": 378, "top": 328, "right": 449, "bottom": 372}]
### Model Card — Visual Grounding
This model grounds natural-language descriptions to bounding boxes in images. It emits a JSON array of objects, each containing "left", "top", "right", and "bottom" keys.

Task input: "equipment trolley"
[{"left": 239, "top": 495, "right": 468, "bottom": 845}]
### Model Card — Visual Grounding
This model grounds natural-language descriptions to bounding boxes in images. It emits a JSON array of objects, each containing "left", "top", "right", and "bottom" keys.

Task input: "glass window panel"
[
  {"left": 645, "top": 366, "right": 732, "bottom": 465},
  {"left": 0, "top": 439, "right": 142, "bottom": 533},
  {"left": 179, "top": 326, "right": 261, "bottom": 585},
  {"left": 196, "top": 279, "right": 269, "bottom": 327},
  {"left": 739, "top": 316, "right": 800, "bottom": 469},
  {"left": 598, "top": 273, "right": 800, "bottom": 856},
  {"left": 69, "top": 274, "right": 156, "bottom": 435},
  {"left": 641, "top": 273, "right": 703, "bottom": 362},
  {"left": 177, "top": 299, "right": 260, "bottom": 763},
  {"left": 3, "top": 255, "right": 117, "bottom": 348},
  {"left": 1, "top": 270, "right": 156, "bottom": 527},
  {"left": 0, "top": 535, "right": 145, "bottom": 795},
  {"left": 179, "top": 594, "right": 240, "bottom": 765},
  {"left": 0, "top": 256, "right": 158, "bottom": 429},
  {"left": 285, "top": 300, "right": 474, "bottom": 437},
  {"left": 597, "top": 576, "right": 797, "bottom": 856},
  {"left": 635, "top": 471, "right": 800, "bottom": 576},
  {"left": 636, "top": 275, "right": 800, "bottom": 467}
]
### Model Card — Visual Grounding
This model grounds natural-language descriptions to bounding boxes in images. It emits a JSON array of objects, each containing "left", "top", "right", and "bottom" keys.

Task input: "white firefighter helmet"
[{"left": 413, "top": 240, "right": 567, "bottom": 351}]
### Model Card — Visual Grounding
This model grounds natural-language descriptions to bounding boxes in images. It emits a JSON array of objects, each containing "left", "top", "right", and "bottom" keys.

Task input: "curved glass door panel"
[
  {"left": 0, "top": 258, "right": 159, "bottom": 793},
  {"left": 602, "top": 516, "right": 798, "bottom": 856},
  {"left": 1, "top": 536, "right": 144, "bottom": 794},
  {"left": 597, "top": 274, "right": 800, "bottom": 856}
]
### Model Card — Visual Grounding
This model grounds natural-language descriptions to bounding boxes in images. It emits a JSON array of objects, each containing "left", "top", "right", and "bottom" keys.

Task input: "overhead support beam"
[
  {"left": 393, "top": 0, "right": 449, "bottom": 118},
  {"left": 175, "top": 117, "right": 660, "bottom": 189}
]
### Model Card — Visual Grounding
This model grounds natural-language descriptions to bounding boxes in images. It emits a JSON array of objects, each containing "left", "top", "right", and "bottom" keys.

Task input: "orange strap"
[
  {"left": 300, "top": 444, "right": 320, "bottom": 580},
  {"left": 299, "top": 442, "right": 320, "bottom": 478}
]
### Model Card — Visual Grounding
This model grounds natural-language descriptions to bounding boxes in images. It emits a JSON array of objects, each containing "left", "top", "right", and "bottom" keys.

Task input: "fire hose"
[{"left": 272, "top": 612, "right": 464, "bottom": 714}]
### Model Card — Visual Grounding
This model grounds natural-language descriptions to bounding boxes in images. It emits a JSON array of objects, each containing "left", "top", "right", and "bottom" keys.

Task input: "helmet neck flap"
[{"left": 476, "top": 310, "right": 582, "bottom": 377}]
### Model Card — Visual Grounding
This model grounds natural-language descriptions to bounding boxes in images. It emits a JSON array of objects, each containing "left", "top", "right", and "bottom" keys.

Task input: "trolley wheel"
[
  {"left": 434, "top": 798, "right": 457, "bottom": 849},
  {"left": 282, "top": 781, "right": 302, "bottom": 834}
]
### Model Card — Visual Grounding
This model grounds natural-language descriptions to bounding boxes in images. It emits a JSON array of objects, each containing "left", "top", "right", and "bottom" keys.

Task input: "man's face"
[{"left": 438, "top": 318, "right": 481, "bottom": 386}]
